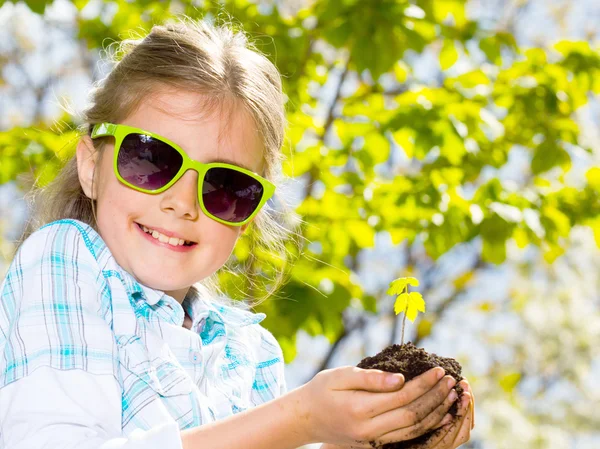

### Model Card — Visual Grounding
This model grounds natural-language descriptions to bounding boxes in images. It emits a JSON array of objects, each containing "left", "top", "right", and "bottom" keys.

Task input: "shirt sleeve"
[
  {"left": 0, "top": 222, "right": 118, "bottom": 387},
  {"left": 0, "top": 365, "right": 183, "bottom": 449},
  {"left": 251, "top": 326, "right": 288, "bottom": 406}
]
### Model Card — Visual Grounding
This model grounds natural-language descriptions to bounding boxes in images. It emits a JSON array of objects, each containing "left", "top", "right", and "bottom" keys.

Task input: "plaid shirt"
[{"left": 0, "top": 219, "right": 286, "bottom": 438}]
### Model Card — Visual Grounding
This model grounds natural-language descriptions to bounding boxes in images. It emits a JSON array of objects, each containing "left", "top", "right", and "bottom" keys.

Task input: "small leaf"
[
  {"left": 394, "top": 293, "right": 409, "bottom": 315},
  {"left": 387, "top": 277, "right": 420, "bottom": 296},
  {"left": 405, "top": 291, "right": 425, "bottom": 322}
]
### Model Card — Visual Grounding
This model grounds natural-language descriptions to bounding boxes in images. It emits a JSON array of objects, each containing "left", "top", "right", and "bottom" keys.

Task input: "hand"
[
  {"left": 295, "top": 365, "right": 459, "bottom": 448},
  {"left": 413, "top": 379, "right": 475, "bottom": 449},
  {"left": 318, "top": 380, "right": 475, "bottom": 449}
]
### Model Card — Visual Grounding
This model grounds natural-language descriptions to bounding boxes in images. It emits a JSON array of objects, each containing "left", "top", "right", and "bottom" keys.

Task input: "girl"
[{"left": 0, "top": 18, "right": 474, "bottom": 449}]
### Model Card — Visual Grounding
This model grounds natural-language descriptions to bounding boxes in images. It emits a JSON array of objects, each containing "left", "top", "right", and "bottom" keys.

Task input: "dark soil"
[{"left": 357, "top": 342, "right": 464, "bottom": 449}]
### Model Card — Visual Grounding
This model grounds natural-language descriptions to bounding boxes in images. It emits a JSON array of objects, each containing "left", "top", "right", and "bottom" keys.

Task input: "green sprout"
[{"left": 387, "top": 277, "right": 426, "bottom": 345}]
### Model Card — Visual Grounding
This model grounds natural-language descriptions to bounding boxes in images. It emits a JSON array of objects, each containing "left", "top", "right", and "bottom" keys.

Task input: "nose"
[{"left": 159, "top": 169, "right": 200, "bottom": 220}]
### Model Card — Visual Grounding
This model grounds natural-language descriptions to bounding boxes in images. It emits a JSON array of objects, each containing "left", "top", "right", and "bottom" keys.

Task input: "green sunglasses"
[{"left": 91, "top": 122, "right": 275, "bottom": 227}]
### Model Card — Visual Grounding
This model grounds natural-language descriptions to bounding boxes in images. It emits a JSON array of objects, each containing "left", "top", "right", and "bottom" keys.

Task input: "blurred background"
[{"left": 1, "top": 0, "right": 600, "bottom": 448}]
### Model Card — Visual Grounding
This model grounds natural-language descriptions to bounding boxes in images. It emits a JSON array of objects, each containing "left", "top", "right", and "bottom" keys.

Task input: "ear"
[{"left": 76, "top": 135, "right": 99, "bottom": 200}]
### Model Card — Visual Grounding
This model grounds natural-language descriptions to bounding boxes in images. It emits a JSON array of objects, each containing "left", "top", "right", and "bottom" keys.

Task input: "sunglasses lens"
[
  {"left": 203, "top": 167, "right": 264, "bottom": 223},
  {"left": 117, "top": 134, "right": 183, "bottom": 190}
]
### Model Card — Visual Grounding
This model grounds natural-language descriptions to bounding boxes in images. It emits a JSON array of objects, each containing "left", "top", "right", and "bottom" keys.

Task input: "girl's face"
[{"left": 76, "top": 88, "right": 265, "bottom": 303}]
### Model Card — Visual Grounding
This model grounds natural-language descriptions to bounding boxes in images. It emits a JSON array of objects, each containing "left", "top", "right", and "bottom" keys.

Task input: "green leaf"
[
  {"left": 361, "top": 294, "right": 378, "bottom": 313},
  {"left": 278, "top": 334, "right": 297, "bottom": 363},
  {"left": 586, "top": 167, "right": 600, "bottom": 191},
  {"left": 387, "top": 277, "right": 420, "bottom": 296},
  {"left": 394, "top": 61, "right": 409, "bottom": 83},
  {"left": 440, "top": 39, "right": 459, "bottom": 70},
  {"left": 499, "top": 372, "right": 521, "bottom": 393},
  {"left": 364, "top": 132, "right": 391, "bottom": 164},
  {"left": 482, "top": 239, "right": 507, "bottom": 264},
  {"left": 590, "top": 218, "right": 600, "bottom": 248},
  {"left": 392, "top": 291, "right": 425, "bottom": 321},
  {"left": 417, "top": 318, "right": 433, "bottom": 339},
  {"left": 450, "top": 69, "right": 490, "bottom": 88},
  {"left": 24, "top": 0, "right": 50, "bottom": 14},
  {"left": 479, "top": 36, "right": 501, "bottom": 63},
  {"left": 347, "top": 220, "right": 375, "bottom": 248},
  {"left": 531, "top": 141, "right": 571, "bottom": 175},
  {"left": 406, "top": 291, "right": 425, "bottom": 321},
  {"left": 394, "top": 292, "right": 409, "bottom": 315}
]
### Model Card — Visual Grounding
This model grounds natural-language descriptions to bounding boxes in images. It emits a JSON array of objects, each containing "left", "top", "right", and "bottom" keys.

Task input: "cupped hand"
[
  {"left": 412, "top": 379, "right": 474, "bottom": 449},
  {"left": 296, "top": 365, "right": 461, "bottom": 448},
  {"left": 320, "top": 379, "right": 475, "bottom": 449}
]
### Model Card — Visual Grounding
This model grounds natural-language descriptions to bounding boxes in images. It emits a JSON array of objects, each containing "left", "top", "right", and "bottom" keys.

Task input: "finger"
[
  {"left": 373, "top": 381, "right": 459, "bottom": 443},
  {"left": 361, "top": 382, "right": 461, "bottom": 446},
  {"left": 471, "top": 395, "right": 475, "bottom": 429},
  {"left": 337, "top": 366, "right": 406, "bottom": 393},
  {"left": 428, "top": 392, "right": 471, "bottom": 448},
  {"left": 451, "top": 398, "right": 472, "bottom": 448},
  {"left": 377, "top": 407, "right": 458, "bottom": 449},
  {"left": 368, "top": 370, "right": 454, "bottom": 418},
  {"left": 401, "top": 374, "right": 459, "bottom": 424},
  {"left": 391, "top": 367, "right": 446, "bottom": 405},
  {"left": 458, "top": 379, "right": 475, "bottom": 430}
]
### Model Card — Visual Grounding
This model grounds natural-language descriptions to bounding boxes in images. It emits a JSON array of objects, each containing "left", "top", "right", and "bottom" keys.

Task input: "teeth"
[{"left": 141, "top": 224, "right": 189, "bottom": 246}]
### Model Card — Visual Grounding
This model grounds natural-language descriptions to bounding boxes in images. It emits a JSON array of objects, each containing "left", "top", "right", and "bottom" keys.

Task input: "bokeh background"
[{"left": 1, "top": 1, "right": 600, "bottom": 448}]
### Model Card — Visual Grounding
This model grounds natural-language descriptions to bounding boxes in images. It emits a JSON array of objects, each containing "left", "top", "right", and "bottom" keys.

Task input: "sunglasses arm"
[{"left": 91, "top": 123, "right": 119, "bottom": 138}]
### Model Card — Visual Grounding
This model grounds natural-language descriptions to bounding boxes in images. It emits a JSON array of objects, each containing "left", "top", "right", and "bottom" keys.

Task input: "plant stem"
[
  {"left": 400, "top": 312, "right": 407, "bottom": 345},
  {"left": 400, "top": 286, "right": 408, "bottom": 345}
]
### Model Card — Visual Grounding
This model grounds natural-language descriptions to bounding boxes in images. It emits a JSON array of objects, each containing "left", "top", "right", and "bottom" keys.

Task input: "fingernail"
[
  {"left": 462, "top": 393, "right": 470, "bottom": 406},
  {"left": 387, "top": 374, "right": 403, "bottom": 386},
  {"left": 447, "top": 377, "right": 457, "bottom": 388},
  {"left": 449, "top": 390, "right": 458, "bottom": 401},
  {"left": 436, "top": 368, "right": 445, "bottom": 380},
  {"left": 442, "top": 413, "right": 452, "bottom": 425}
]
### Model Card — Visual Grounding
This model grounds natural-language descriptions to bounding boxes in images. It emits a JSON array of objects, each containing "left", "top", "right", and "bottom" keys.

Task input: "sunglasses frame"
[{"left": 91, "top": 122, "right": 275, "bottom": 227}]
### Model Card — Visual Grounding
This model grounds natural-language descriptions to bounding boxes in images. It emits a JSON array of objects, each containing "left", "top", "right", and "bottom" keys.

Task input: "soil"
[{"left": 357, "top": 342, "right": 464, "bottom": 449}]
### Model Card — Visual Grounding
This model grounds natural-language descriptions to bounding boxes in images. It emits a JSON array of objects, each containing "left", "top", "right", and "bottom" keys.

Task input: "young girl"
[{"left": 0, "top": 18, "right": 474, "bottom": 449}]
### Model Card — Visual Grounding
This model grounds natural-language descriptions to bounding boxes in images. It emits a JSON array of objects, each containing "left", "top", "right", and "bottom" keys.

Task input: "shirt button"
[{"left": 189, "top": 349, "right": 202, "bottom": 364}]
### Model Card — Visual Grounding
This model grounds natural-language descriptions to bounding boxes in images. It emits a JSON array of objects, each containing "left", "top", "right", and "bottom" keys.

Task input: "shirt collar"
[
  {"left": 134, "top": 281, "right": 165, "bottom": 306},
  {"left": 129, "top": 279, "right": 266, "bottom": 330},
  {"left": 184, "top": 285, "right": 266, "bottom": 329}
]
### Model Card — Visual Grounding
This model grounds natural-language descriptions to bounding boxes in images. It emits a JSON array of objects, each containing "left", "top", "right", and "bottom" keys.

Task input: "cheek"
[
  {"left": 204, "top": 220, "right": 242, "bottom": 254},
  {"left": 96, "top": 176, "right": 147, "bottom": 227}
]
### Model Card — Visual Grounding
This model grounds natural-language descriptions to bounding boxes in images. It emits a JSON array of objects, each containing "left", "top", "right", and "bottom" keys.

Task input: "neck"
[{"left": 165, "top": 286, "right": 191, "bottom": 304}]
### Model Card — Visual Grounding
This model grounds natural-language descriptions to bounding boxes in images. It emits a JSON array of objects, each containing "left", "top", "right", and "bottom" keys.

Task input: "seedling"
[
  {"left": 358, "top": 276, "right": 465, "bottom": 449},
  {"left": 387, "top": 276, "right": 425, "bottom": 345}
]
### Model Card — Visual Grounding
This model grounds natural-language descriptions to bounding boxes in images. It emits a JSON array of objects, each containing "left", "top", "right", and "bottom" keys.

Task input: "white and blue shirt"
[{"left": 0, "top": 219, "right": 286, "bottom": 447}]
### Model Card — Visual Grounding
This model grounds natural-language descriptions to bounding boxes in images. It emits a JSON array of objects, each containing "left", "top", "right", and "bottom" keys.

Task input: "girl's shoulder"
[{"left": 16, "top": 218, "right": 104, "bottom": 271}]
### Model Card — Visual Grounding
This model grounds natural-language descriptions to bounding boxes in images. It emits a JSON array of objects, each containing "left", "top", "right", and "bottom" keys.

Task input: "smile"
[{"left": 135, "top": 222, "right": 197, "bottom": 251}]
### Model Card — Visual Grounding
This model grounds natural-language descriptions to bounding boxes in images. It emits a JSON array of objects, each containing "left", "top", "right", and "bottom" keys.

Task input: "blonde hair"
[{"left": 19, "top": 17, "right": 303, "bottom": 308}]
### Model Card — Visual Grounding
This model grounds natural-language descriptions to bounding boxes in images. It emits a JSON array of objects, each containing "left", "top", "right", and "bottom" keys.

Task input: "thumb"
[{"left": 338, "top": 367, "right": 405, "bottom": 392}]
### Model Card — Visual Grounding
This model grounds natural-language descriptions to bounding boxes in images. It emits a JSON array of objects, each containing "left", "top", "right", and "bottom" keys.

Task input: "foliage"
[{"left": 2, "top": 0, "right": 600, "bottom": 358}]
